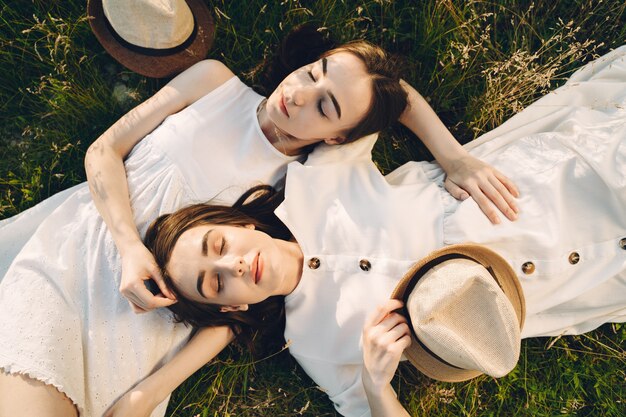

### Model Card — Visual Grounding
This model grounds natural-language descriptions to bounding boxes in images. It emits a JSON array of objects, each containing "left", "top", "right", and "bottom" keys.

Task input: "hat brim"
[
  {"left": 390, "top": 243, "right": 525, "bottom": 382},
  {"left": 87, "top": 0, "right": 215, "bottom": 78}
]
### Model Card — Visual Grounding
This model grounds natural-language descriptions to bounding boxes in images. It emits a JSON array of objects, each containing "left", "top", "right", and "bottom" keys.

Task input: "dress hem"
[{"left": 0, "top": 352, "right": 84, "bottom": 416}]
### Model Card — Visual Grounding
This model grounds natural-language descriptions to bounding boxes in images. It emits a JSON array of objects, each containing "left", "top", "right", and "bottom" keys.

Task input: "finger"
[
  {"left": 444, "top": 178, "right": 470, "bottom": 200},
  {"left": 135, "top": 285, "right": 177, "bottom": 310},
  {"left": 378, "top": 321, "right": 411, "bottom": 345},
  {"left": 377, "top": 312, "right": 409, "bottom": 334},
  {"left": 124, "top": 291, "right": 148, "bottom": 311},
  {"left": 494, "top": 170, "right": 520, "bottom": 198},
  {"left": 149, "top": 294, "right": 178, "bottom": 308},
  {"left": 479, "top": 177, "right": 517, "bottom": 222},
  {"left": 469, "top": 184, "right": 501, "bottom": 224},
  {"left": 365, "top": 299, "right": 404, "bottom": 328},
  {"left": 397, "top": 334, "right": 412, "bottom": 350},
  {"left": 124, "top": 286, "right": 159, "bottom": 312},
  {"left": 488, "top": 175, "right": 519, "bottom": 220},
  {"left": 129, "top": 300, "right": 147, "bottom": 314},
  {"left": 148, "top": 266, "right": 176, "bottom": 300}
]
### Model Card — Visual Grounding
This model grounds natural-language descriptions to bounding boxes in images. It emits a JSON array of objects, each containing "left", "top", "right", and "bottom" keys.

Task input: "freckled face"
[
  {"left": 266, "top": 52, "right": 374, "bottom": 141},
  {"left": 166, "top": 224, "right": 291, "bottom": 307}
]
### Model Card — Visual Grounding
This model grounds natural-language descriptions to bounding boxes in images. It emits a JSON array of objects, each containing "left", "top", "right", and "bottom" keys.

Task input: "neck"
[
  {"left": 257, "top": 100, "right": 320, "bottom": 156},
  {"left": 274, "top": 239, "right": 304, "bottom": 296}
]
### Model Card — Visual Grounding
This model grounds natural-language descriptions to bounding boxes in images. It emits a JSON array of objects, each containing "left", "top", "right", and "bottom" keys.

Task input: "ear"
[
  {"left": 219, "top": 304, "right": 249, "bottom": 313},
  {"left": 244, "top": 224, "right": 255, "bottom": 230},
  {"left": 323, "top": 137, "right": 346, "bottom": 145}
]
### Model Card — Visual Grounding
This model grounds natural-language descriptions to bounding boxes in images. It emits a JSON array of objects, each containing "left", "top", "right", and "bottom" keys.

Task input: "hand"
[
  {"left": 119, "top": 242, "right": 177, "bottom": 313},
  {"left": 444, "top": 154, "right": 520, "bottom": 224},
  {"left": 103, "top": 388, "right": 159, "bottom": 417},
  {"left": 362, "top": 299, "right": 411, "bottom": 391}
]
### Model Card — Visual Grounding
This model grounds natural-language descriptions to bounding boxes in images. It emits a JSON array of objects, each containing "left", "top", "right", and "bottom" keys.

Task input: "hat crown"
[
  {"left": 102, "top": 0, "right": 194, "bottom": 49},
  {"left": 407, "top": 259, "right": 520, "bottom": 377}
]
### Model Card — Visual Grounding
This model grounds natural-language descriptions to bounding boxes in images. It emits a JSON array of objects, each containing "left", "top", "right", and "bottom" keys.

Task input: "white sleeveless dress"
[{"left": 0, "top": 76, "right": 299, "bottom": 417}]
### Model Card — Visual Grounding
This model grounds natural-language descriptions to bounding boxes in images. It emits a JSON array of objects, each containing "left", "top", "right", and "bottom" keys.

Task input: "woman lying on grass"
[
  {"left": 0, "top": 17, "right": 517, "bottom": 417},
  {"left": 139, "top": 46, "right": 625, "bottom": 417}
]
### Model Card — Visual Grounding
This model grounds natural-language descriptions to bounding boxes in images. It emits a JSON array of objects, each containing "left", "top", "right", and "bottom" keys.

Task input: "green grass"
[{"left": 1, "top": 0, "right": 625, "bottom": 416}]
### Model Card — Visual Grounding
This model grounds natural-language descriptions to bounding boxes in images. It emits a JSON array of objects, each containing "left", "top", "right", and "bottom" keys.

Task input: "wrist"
[
  {"left": 362, "top": 369, "right": 389, "bottom": 397},
  {"left": 434, "top": 143, "right": 468, "bottom": 172},
  {"left": 117, "top": 236, "right": 146, "bottom": 258},
  {"left": 136, "top": 375, "right": 169, "bottom": 405}
]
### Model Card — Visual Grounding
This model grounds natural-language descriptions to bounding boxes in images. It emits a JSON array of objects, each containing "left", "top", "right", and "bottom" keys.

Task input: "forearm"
[
  {"left": 133, "top": 326, "right": 234, "bottom": 403},
  {"left": 398, "top": 80, "right": 469, "bottom": 170},
  {"left": 85, "top": 140, "right": 142, "bottom": 254},
  {"left": 85, "top": 88, "right": 182, "bottom": 254}
]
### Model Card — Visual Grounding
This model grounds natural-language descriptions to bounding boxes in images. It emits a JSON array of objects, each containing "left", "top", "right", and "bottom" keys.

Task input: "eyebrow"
[
  {"left": 201, "top": 229, "right": 213, "bottom": 256},
  {"left": 321, "top": 57, "right": 342, "bottom": 119},
  {"left": 197, "top": 228, "right": 213, "bottom": 298}
]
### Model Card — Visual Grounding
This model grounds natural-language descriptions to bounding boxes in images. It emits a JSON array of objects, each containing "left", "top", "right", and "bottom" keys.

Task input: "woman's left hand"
[
  {"left": 362, "top": 299, "right": 411, "bottom": 391},
  {"left": 444, "top": 154, "right": 520, "bottom": 224}
]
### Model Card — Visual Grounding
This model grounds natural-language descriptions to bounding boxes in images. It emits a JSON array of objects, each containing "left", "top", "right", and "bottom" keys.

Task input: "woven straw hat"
[
  {"left": 88, "top": 0, "right": 215, "bottom": 78},
  {"left": 390, "top": 243, "right": 526, "bottom": 382}
]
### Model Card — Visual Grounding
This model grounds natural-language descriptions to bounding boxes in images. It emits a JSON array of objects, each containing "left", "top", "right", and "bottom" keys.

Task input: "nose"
[
  {"left": 218, "top": 256, "right": 247, "bottom": 278},
  {"left": 290, "top": 84, "right": 317, "bottom": 107}
]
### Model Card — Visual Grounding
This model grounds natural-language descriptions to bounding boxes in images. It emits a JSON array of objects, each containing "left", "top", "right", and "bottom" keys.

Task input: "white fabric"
[
  {"left": 0, "top": 76, "right": 299, "bottom": 417},
  {"left": 276, "top": 46, "right": 626, "bottom": 417}
]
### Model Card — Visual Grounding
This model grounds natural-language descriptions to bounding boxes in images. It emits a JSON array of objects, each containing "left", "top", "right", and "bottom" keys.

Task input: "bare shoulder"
[
  {"left": 189, "top": 59, "right": 236, "bottom": 87},
  {"left": 169, "top": 59, "right": 237, "bottom": 106}
]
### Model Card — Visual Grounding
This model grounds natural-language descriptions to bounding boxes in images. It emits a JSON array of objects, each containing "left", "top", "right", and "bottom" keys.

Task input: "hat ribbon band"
[{"left": 103, "top": 13, "right": 198, "bottom": 56}]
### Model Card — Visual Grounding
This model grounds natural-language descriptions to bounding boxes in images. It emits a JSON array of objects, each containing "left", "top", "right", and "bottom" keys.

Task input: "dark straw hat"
[
  {"left": 88, "top": 0, "right": 215, "bottom": 78},
  {"left": 391, "top": 243, "right": 526, "bottom": 382}
]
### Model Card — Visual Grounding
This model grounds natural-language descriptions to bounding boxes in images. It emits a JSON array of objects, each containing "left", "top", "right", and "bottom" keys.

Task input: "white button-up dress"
[{"left": 276, "top": 46, "right": 626, "bottom": 417}]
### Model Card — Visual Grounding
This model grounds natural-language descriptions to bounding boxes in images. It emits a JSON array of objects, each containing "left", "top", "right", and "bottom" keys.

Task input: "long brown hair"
[
  {"left": 258, "top": 23, "right": 408, "bottom": 143},
  {"left": 144, "top": 185, "right": 290, "bottom": 346}
]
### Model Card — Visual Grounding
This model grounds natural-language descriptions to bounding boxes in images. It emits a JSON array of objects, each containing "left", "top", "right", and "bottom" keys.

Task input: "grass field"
[{"left": 1, "top": 0, "right": 625, "bottom": 416}]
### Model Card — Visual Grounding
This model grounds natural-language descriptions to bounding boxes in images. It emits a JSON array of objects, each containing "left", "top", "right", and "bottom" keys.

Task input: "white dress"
[
  {"left": 0, "top": 76, "right": 299, "bottom": 417},
  {"left": 276, "top": 46, "right": 626, "bottom": 417}
]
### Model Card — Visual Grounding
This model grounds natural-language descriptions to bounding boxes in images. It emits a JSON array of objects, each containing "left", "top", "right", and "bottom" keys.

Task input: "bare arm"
[
  {"left": 85, "top": 60, "right": 235, "bottom": 312},
  {"left": 104, "top": 326, "right": 234, "bottom": 417},
  {"left": 398, "top": 80, "right": 519, "bottom": 224},
  {"left": 361, "top": 300, "right": 412, "bottom": 417}
]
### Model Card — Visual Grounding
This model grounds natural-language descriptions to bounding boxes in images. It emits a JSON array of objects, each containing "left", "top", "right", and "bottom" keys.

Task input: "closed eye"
[
  {"left": 308, "top": 69, "right": 327, "bottom": 118},
  {"left": 219, "top": 237, "right": 226, "bottom": 255},
  {"left": 216, "top": 273, "right": 223, "bottom": 292},
  {"left": 317, "top": 100, "right": 327, "bottom": 118}
]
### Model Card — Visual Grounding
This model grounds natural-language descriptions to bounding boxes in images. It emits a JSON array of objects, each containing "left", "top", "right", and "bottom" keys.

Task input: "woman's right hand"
[
  {"left": 119, "top": 242, "right": 177, "bottom": 313},
  {"left": 361, "top": 299, "right": 413, "bottom": 417},
  {"left": 362, "top": 299, "right": 411, "bottom": 390},
  {"left": 103, "top": 388, "right": 159, "bottom": 417}
]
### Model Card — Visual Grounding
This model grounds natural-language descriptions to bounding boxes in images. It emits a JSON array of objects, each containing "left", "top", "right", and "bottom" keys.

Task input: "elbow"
[{"left": 84, "top": 139, "right": 104, "bottom": 173}]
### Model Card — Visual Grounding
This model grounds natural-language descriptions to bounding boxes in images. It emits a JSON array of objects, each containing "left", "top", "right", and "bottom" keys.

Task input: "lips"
[
  {"left": 279, "top": 94, "right": 290, "bottom": 117},
  {"left": 256, "top": 254, "right": 263, "bottom": 284},
  {"left": 250, "top": 253, "right": 262, "bottom": 284}
]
